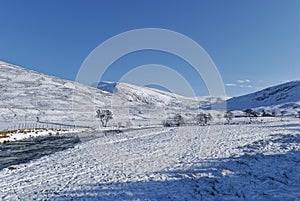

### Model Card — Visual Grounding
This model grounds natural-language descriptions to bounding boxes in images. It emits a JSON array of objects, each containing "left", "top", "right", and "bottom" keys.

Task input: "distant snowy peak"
[
  {"left": 113, "top": 82, "right": 226, "bottom": 109},
  {"left": 114, "top": 82, "right": 177, "bottom": 106},
  {"left": 96, "top": 81, "right": 117, "bottom": 93},
  {"left": 95, "top": 81, "right": 182, "bottom": 105},
  {"left": 226, "top": 81, "right": 300, "bottom": 110},
  {"left": 96, "top": 81, "right": 178, "bottom": 97}
]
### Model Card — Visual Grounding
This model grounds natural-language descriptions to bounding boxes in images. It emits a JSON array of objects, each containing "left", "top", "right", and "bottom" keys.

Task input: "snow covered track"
[{"left": 1, "top": 119, "right": 300, "bottom": 200}]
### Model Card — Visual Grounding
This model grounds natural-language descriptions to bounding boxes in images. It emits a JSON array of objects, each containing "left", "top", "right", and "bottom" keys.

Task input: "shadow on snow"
[{"left": 51, "top": 133, "right": 300, "bottom": 201}]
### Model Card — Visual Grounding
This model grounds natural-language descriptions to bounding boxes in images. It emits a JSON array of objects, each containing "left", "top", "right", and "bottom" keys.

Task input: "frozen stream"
[
  {"left": 0, "top": 133, "right": 82, "bottom": 170},
  {"left": 0, "top": 127, "right": 155, "bottom": 170}
]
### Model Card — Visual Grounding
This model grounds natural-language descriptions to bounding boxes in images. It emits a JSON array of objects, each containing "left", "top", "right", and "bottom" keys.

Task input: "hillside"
[
  {"left": 226, "top": 81, "right": 300, "bottom": 114},
  {"left": 98, "top": 81, "right": 226, "bottom": 110},
  {"left": 2, "top": 60, "right": 298, "bottom": 130},
  {"left": 0, "top": 61, "right": 222, "bottom": 130},
  {"left": 0, "top": 61, "right": 113, "bottom": 129}
]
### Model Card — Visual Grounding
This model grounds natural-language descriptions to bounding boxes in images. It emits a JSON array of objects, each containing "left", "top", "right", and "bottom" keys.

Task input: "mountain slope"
[
  {"left": 226, "top": 81, "right": 300, "bottom": 112},
  {"left": 0, "top": 61, "right": 113, "bottom": 129},
  {"left": 3, "top": 60, "right": 298, "bottom": 130},
  {"left": 98, "top": 81, "right": 226, "bottom": 110},
  {"left": 0, "top": 61, "right": 217, "bottom": 130}
]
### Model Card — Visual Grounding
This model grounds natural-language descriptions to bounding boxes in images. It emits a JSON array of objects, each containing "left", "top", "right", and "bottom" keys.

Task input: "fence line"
[{"left": 3, "top": 122, "right": 77, "bottom": 132}]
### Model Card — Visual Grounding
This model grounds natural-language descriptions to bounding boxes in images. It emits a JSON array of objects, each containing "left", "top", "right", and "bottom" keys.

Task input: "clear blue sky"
[{"left": 0, "top": 0, "right": 299, "bottom": 96}]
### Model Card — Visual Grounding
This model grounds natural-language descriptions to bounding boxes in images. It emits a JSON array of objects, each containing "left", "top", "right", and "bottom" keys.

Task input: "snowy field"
[{"left": 1, "top": 118, "right": 300, "bottom": 200}]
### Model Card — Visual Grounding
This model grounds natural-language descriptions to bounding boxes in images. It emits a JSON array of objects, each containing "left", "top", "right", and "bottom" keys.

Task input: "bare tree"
[
  {"left": 174, "top": 114, "right": 185, "bottom": 126},
  {"left": 205, "top": 113, "right": 213, "bottom": 125},
  {"left": 224, "top": 110, "right": 233, "bottom": 124},
  {"left": 196, "top": 113, "right": 206, "bottom": 126},
  {"left": 163, "top": 114, "right": 184, "bottom": 127},
  {"left": 96, "top": 109, "right": 113, "bottom": 127},
  {"left": 196, "top": 113, "right": 212, "bottom": 126}
]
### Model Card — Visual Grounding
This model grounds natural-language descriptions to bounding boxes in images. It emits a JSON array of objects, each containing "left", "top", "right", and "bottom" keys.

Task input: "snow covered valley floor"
[{"left": 1, "top": 118, "right": 300, "bottom": 200}]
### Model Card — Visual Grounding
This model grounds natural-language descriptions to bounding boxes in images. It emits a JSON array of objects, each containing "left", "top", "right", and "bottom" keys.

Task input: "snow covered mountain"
[
  {"left": 1, "top": 60, "right": 298, "bottom": 130},
  {"left": 0, "top": 61, "right": 222, "bottom": 130},
  {"left": 0, "top": 61, "right": 115, "bottom": 129},
  {"left": 98, "top": 81, "right": 225, "bottom": 110},
  {"left": 226, "top": 81, "right": 300, "bottom": 114}
]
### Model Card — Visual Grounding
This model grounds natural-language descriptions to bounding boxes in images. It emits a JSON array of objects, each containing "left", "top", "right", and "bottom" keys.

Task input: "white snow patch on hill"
[{"left": 226, "top": 81, "right": 300, "bottom": 111}]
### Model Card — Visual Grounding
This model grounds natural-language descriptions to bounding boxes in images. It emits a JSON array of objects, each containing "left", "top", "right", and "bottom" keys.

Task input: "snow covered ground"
[{"left": 1, "top": 117, "right": 299, "bottom": 200}]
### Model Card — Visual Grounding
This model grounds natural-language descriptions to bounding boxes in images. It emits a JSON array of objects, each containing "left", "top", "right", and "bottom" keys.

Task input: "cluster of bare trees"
[
  {"left": 244, "top": 108, "right": 259, "bottom": 123},
  {"left": 163, "top": 112, "right": 214, "bottom": 127},
  {"left": 96, "top": 108, "right": 300, "bottom": 129},
  {"left": 195, "top": 113, "right": 213, "bottom": 126},
  {"left": 96, "top": 109, "right": 113, "bottom": 127},
  {"left": 163, "top": 114, "right": 184, "bottom": 127},
  {"left": 261, "top": 110, "right": 275, "bottom": 117},
  {"left": 244, "top": 108, "right": 300, "bottom": 122}
]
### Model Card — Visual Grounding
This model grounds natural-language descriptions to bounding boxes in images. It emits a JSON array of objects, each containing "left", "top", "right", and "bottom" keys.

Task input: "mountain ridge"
[
  {"left": 0, "top": 60, "right": 299, "bottom": 130},
  {"left": 225, "top": 80, "right": 300, "bottom": 113}
]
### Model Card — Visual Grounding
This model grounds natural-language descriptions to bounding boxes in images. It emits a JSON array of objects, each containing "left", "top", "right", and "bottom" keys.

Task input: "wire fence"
[{"left": 3, "top": 122, "right": 77, "bottom": 132}]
